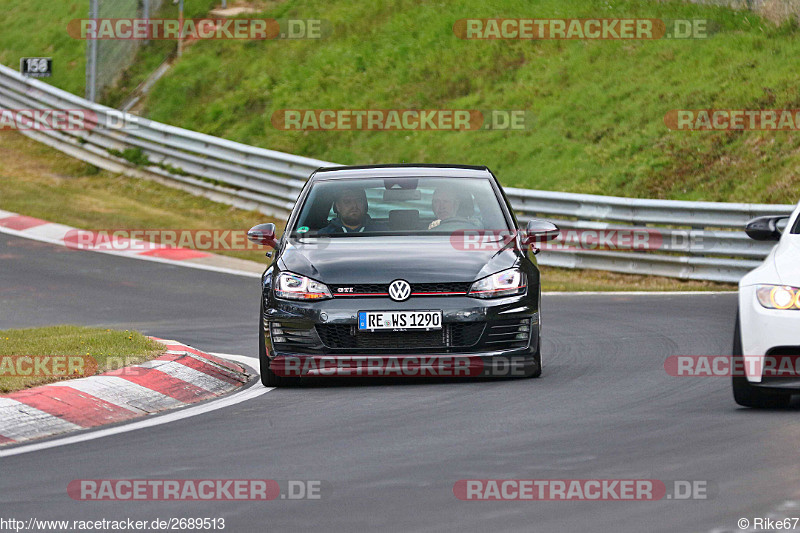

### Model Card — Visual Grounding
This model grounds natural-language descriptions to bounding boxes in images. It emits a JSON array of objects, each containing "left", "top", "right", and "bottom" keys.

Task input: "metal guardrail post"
[
  {"left": 143, "top": 0, "right": 150, "bottom": 46},
  {"left": 85, "top": 0, "right": 99, "bottom": 102},
  {"left": 177, "top": 0, "right": 184, "bottom": 58}
]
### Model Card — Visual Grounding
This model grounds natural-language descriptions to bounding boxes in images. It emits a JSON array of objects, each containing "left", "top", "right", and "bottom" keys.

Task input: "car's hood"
[
  {"left": 774, "top": 235, "right": 800, "bottom": 286},
  {"left": 278, "top": 235, "right": 520, "bottom": 284}
]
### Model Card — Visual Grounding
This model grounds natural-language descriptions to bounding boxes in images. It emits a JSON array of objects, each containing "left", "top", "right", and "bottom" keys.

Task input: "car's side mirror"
[
  {"left": 525, "top": 219, "right": 560, "bottom": 243},
  {"left": 745, "top": 216, "right": 787, "bottom": 242},
  {"left": 248, "top": 223, "right": 278, "bottom": 248}
]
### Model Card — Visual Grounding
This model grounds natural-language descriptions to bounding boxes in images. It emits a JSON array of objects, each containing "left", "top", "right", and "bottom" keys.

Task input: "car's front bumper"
[
  {"left": 268, "top": 351, "right": 538, "bottom": 378},
  {"left": 739, "top": 285, "right": 800, "bottom": 385},
  {"left": 262, "top": 293, "right": 540, "bottom": 378}
]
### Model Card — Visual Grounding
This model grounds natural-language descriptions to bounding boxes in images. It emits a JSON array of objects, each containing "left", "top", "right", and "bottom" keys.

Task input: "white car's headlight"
[
  {"left": 468, "top": 268, "right": 526, "bottom": 299},
  {"left": 275, "top": 272, "right": 332, "bottom": 301},
  {"left": 756, "top": 285, "right": 800, "bottom": 310}
]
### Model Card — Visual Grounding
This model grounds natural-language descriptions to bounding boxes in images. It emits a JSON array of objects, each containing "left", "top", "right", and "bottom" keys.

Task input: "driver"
[
  {"left": 319, "top": 187, "right": 377, "bottom": 234},
  {"left": 428, "top": 186, "right": 480, "bottom": 230}
]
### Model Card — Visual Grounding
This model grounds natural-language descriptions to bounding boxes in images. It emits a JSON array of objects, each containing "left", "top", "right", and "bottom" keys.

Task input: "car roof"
[{"left": 311, "top": 164, "right": 493, "bottom": 180}]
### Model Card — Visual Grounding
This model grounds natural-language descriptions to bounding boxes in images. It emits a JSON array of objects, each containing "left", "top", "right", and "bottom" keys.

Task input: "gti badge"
[{"left": 388, "top": 280, "right": 411, "bottom": 302}]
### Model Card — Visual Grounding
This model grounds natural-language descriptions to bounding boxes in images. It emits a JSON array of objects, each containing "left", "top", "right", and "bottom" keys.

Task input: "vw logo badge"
[{"left": 388, "top": 279, "right": 411, "bottom": 302}]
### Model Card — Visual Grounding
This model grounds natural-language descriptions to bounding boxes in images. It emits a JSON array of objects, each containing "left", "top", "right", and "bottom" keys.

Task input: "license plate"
[{"left": 358, "top": 311, "right": 442, "bottom": 331}]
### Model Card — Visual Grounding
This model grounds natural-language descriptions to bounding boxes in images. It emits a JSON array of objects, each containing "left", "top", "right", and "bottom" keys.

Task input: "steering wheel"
[{"left": 430, "top": 217, "right": 483, "bottom": 232}]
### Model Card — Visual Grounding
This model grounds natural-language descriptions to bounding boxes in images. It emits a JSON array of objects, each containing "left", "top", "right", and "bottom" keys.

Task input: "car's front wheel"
[{"left": 731, "top": 309, "right": 790, "bottom": 408}]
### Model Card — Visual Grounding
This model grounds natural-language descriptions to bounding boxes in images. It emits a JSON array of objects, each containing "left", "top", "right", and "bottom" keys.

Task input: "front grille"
[
  {"left": 485, "top": 318, "right": 532, "bottom": 349},
  {"left": 450, "top": 322, "right": 485, "bottom": 346},
  {"left": 330, "top": 282, "right": 471, "bottom": 297},
  {"left": 331, "top": 283, "right": 386, "bottom": 296},
  {"left": 412, "top": 282, "right": 471, "bottom": 294},
  {"left": 316, "top": 322, "right": 485, "bottom": 350}
]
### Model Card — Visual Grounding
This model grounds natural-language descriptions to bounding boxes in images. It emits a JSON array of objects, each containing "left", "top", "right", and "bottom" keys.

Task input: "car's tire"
[
  {"left": 731, "top": 309, "right": 789, "bottom": 408},
  {"left": 259, "top": 301, "right": 300, "bottom": 388}
]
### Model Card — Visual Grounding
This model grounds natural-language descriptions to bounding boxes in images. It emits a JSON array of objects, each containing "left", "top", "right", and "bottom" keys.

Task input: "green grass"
[
  {"left": 128, "top": 0, "right": 800, "bottom": 204},
  {"left": 0, "top": 325, "right": 165, "bottom": 393},
  {"left": 100, "top": 0, "right": 219, "bottom": 108},
  {"left": 538, "top": 265, "right": 732, "bottom": 292},
  {"left": 0, "top": 0, "right": 218, "bottom": 103},
  {"left": 0, "top": 1, "right": 87, "bottom": 96}
]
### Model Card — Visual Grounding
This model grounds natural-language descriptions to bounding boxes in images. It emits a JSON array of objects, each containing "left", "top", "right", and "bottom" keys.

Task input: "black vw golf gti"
[{"left": 248, "top": 164, "right": 559, "bottom": 386}]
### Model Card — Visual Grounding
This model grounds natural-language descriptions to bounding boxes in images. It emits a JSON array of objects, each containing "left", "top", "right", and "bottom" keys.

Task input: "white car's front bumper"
[{"left": 739, "top": 285, "right": 800, "bottom": 383}]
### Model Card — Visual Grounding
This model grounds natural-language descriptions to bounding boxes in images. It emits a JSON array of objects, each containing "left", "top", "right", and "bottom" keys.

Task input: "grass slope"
[
  {"left": 0, "top": 1, "right": 87, "bottom": 96},
  {"left": 0, "top": 0, "right": 216, "bottom": 100},
  {"left": 134, "top": 0, "right": 800, "bottom": 203}
]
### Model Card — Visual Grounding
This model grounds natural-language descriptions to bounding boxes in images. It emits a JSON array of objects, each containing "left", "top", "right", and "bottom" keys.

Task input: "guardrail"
[{"left": 0, "top": 63, "right": 795, "bottom": 283}]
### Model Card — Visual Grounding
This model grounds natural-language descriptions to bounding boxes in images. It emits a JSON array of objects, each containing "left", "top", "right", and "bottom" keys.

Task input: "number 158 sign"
[{"left": 20, "top": 57, "right": 52, "bottom": 78}]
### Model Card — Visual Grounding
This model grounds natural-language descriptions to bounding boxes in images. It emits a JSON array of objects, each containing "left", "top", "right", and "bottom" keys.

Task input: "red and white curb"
[
  {"left": 0, "top": 209, "right": 260, "bottom": 278},
  {"left": 0, "top": 338, "right": 250, "bottom": 447}
]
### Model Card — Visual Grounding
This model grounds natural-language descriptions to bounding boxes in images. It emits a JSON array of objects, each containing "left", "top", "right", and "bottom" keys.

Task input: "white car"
[{"left": 733, "top": 200, "right": 800, "bottom": 407}]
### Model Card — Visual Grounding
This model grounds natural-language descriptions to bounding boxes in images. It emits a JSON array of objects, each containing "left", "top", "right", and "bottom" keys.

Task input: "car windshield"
[{"left": 290, "top": 177, "right": 510, "bottom": 236}]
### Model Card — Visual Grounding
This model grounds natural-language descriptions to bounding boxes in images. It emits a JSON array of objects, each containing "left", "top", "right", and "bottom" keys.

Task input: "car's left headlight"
[
  {"left": 756, "top": 284, "right": 800, "bottom": 310},
  {"left": 468, "top": 268, "right": 526, "bottom": 299}
]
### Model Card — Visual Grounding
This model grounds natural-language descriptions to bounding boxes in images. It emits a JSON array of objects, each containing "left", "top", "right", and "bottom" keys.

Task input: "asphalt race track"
[{"left": 1, "top": 231, "right": 798, "bottom": 533}]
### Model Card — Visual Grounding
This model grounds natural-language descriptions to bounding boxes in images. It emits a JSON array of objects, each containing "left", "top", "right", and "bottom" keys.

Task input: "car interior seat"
[{"left": 388, "top": 209, "right": 422, "bottom": 231}]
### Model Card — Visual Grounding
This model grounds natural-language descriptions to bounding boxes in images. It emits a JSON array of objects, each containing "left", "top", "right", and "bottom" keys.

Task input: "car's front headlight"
[
  {"left": 756, "top": 284, "right": 800, "bottom": 310},
  {"left": 468, "top": 268, "right": 526, "bottom": 299},
  {"left": 275, "top": 272, "right": 332, "bottom": 301}
]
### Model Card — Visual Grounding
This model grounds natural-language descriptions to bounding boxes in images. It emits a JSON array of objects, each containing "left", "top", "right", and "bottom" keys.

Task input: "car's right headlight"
[
  {"left": 275, "top": 272, "right": 332, "bottom": 301},
  {"left": 756, "top": 285, "right": 800, "bottom": 310}
]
